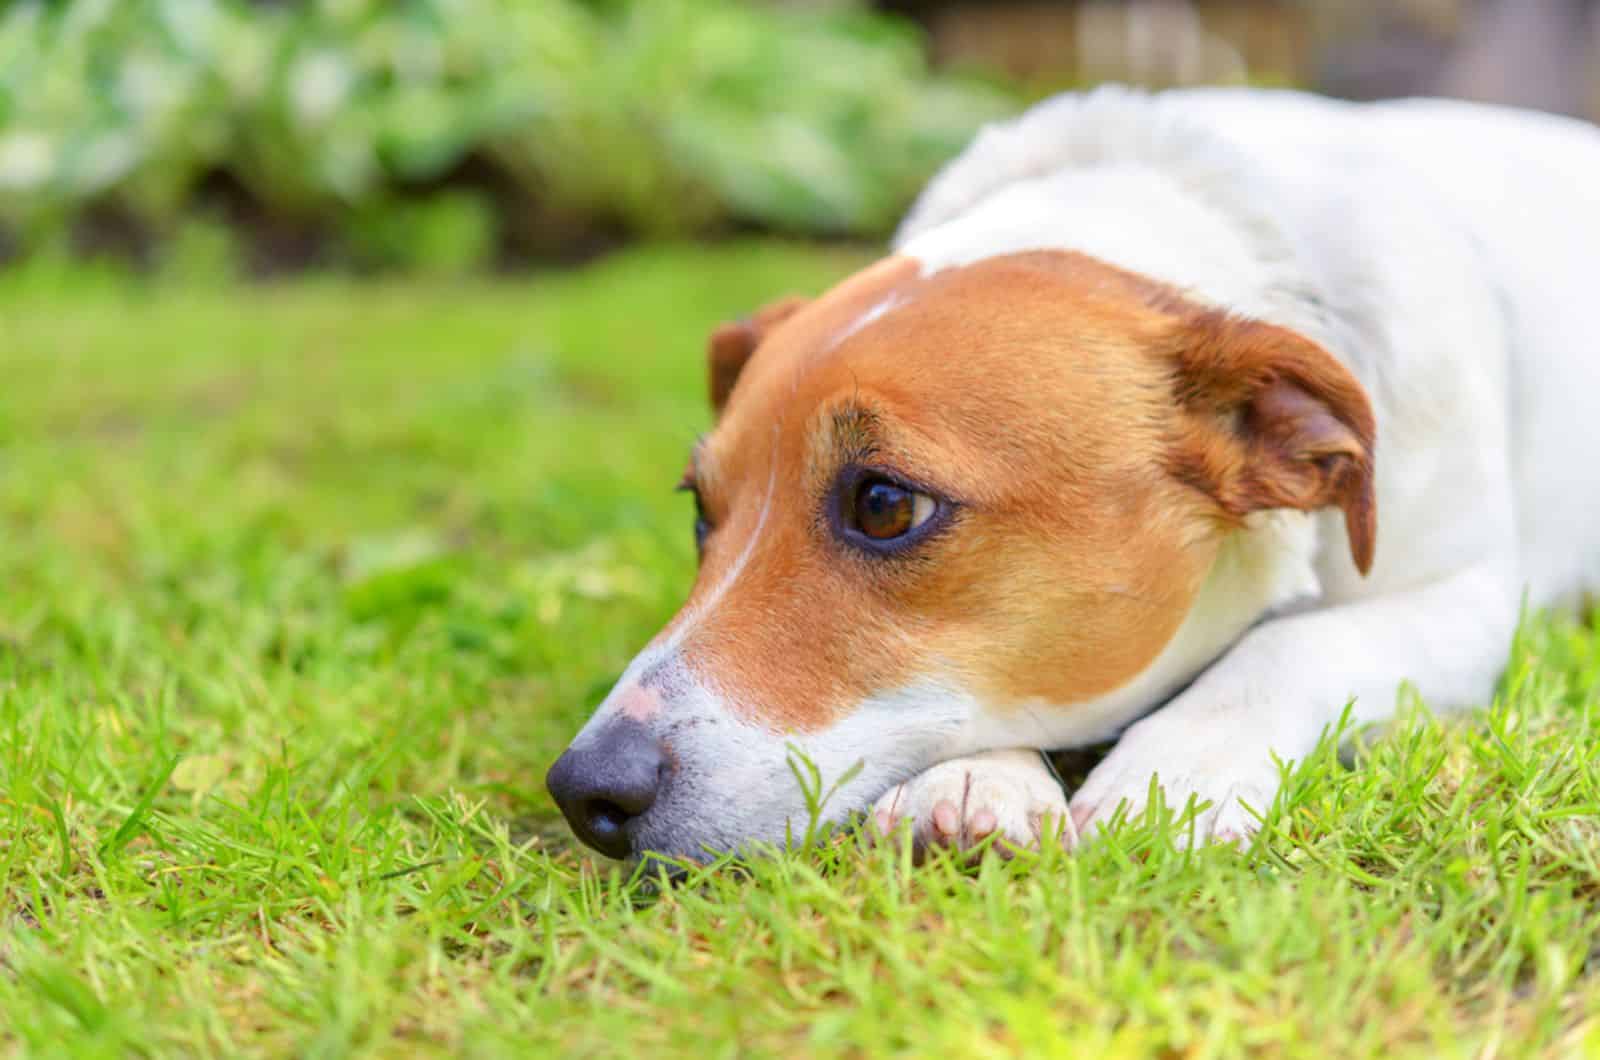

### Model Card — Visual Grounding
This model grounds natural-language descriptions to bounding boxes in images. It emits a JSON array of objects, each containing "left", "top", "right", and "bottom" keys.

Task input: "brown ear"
[
  {"left": 1166, "top": 310, "right": 1378, "bottom": 575},
  {"left": 707, "top": 296, "right": 809, "bottom": 415}
]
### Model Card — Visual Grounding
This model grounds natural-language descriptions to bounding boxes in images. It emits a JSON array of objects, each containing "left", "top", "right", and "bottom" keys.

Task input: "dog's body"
[{"left": 548, "top": 88, "right": 1600, "bottom": 860}]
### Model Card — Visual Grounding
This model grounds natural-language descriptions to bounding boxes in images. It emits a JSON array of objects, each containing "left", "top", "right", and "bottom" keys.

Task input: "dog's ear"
[
  {"left": 1165, "top": 309, "right": 1378, "bottom": 574},
  {"left": 706, "top": 296, "right": 809, "bottom": 416}
]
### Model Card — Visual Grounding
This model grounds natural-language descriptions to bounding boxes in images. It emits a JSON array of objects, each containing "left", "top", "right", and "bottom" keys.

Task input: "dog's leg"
[
  {"left": 871, "top": 749, "right": 1072, "bottom": 858},
  {"left": 1070, "top": 561, "right": 1520, "bottom": 845}
]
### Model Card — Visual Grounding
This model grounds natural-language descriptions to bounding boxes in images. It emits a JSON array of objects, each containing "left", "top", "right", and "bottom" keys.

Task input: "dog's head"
[{"left": 547, "top": 251, "right": 1375, "bottom": 861}]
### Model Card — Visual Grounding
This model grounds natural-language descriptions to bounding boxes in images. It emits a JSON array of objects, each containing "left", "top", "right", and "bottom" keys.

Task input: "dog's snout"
[{"left": 546, "top": 719, "right": 665, "bottom": 859}]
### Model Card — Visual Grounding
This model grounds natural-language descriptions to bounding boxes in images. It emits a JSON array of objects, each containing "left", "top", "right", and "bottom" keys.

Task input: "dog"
[{"left": 546, "top": 87, "right": 1600, "bottom": 862}]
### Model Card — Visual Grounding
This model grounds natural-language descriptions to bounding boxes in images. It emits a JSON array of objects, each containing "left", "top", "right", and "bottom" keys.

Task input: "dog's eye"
[
  {"left": 691, "top": 492, "right": 713, "bottom": 554},
  {"left": 677, "top": 478, "right": 711, "bottom": 555},
  {"left": 851, "top": 478, "right": 935, "bottom": 541}
]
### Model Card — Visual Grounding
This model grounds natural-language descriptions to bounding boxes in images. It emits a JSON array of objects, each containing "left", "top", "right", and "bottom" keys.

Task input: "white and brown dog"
[{"left": 547, "top": 88, "right": 1600, "bottom": 861}]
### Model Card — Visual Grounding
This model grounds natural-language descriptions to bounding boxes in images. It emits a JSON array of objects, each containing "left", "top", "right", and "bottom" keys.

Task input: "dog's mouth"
[
  {"left": 549, "top": 723, "right": 913, "bottom": 863},
  {"left": 616, "top": 803, "right": 891, "bottom": 871}
]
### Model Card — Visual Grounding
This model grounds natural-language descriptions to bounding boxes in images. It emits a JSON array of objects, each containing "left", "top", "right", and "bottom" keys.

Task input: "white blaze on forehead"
[
  {"left": 828, "top": 292, "right": 909, "bottom": 351},
  {"left": 662, "top": 454, "right": 778, "bottom": 656}
]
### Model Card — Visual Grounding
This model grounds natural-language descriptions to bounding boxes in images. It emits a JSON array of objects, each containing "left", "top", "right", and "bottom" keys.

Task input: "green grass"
[{"left": 1, "top": 243, "right": 1598, "bottom": 1058}]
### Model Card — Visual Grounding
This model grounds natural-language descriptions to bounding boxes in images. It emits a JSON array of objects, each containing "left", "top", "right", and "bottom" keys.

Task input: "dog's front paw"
[
  {"left": 872, "top": 749, "right": 1071, "bottom": 859},
  {"left": 1068, "top": 715, "right": 1284, "bottom": 847}
]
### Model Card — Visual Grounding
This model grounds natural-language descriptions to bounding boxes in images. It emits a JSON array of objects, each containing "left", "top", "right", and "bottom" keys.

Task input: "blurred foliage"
[{"left": 0, "top": 0, "right": 1015, "bottom": 268}]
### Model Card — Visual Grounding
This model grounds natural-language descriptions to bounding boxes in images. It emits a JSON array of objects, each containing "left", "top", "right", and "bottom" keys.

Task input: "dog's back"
[
  {"left": 1378, "top": 100, "right": 1600, "bottom": 606},
  {"left": 1178, "top": 90, "right": 1600, "bottom": 607}
]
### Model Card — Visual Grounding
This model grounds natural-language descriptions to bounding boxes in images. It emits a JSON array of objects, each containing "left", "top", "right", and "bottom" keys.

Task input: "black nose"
[{"left": 545, "top": 719, "right": 665, "bottom": 859}]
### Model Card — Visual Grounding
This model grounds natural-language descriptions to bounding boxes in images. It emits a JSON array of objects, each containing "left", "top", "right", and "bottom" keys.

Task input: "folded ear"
[
  {"left": 706, "top": 296, "right": 810, "bottom": 416},
  {"left": 1165, "top": 309, "right": 1378, "bottom": 574}
]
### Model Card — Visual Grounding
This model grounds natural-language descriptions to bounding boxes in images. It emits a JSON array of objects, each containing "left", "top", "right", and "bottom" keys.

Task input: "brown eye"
[
  {"left": 676, "top": 477, "right": 711, "bottom": 556},
  {"left": 693, "top": 505, "right": 711, "bottom": 553},
  {"left": 852, "top": 479, "right": 934, "bottom": 541}
]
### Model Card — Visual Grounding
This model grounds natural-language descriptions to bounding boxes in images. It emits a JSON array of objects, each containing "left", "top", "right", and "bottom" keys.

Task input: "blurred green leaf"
[{"left": 0, "top": 0, "right": 1017, "bottom": 261}]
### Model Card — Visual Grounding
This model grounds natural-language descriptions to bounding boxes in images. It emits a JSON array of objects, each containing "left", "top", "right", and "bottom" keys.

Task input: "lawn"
[{"left": 1, "top": 243, "right": 1597, "bottom": 1058}]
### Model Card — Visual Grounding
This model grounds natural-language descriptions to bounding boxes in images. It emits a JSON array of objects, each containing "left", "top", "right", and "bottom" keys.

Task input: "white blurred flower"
[
  {"left": 120, "top": 54, "right": 188, "bottom": 118},
  {"left": 68, "top": 132, "right": 141, "bottom": 194},
  {"left": 214, "top": 21, "right": 274, "bottom": 105},
  {"left": 157, "top": 0, "right": 224, "bottom": 55},
  {"left": 0, "top": 130, "right": 54, "bottom": 191},
  {"left": 290, "top": 50, "right": 354, "bottom": 128},
  {"left": 318, "top": 133, "right": 377, "bottom": 199}
]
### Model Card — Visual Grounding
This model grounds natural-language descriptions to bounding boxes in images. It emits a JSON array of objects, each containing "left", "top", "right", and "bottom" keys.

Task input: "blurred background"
[{"left": 1, "top": 0, "right": 1597, "bottom": 278}]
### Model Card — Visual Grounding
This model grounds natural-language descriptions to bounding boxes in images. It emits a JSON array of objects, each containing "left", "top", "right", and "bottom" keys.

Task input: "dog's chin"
[{"left": 615, "top": 784, "right": 890, "bottom": 869}]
